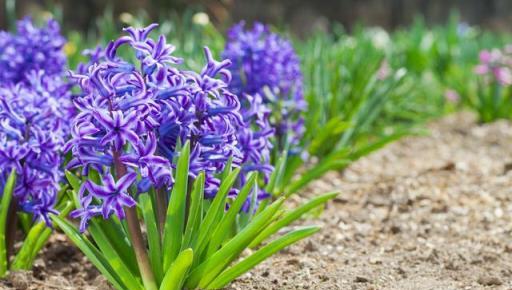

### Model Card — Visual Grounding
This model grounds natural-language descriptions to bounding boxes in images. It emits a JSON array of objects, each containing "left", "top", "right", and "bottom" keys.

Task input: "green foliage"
[
  {"left": 0, "top": 170, "right": 16, "bottom": 277},
  {"left": 0, "top": 170, "right": 72, "bottom": 278},
  {"left": 55, "top": 9, "right": 512, "bottom": 289},
  {"left": 56, "top": 144, "right": 336, "bottom": 289}
]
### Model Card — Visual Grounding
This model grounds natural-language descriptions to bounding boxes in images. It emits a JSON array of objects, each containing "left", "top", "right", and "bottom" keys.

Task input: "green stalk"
[
  {"left": 5, "top": 197, "right": 18, "bottom": 267},
  {"left": 0, "top": 170, "right": 16, "bottom": 277},
  {"left": 125, "top": 206, "right": 158, "bottom": 290},
  {"left": 113, "top": 151, "right": 157, "bottom": 290}
]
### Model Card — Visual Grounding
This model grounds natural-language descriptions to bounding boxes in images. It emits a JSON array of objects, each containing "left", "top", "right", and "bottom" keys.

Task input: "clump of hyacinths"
[
  {"left": 0, "top": 18, "right": 72, "bottom": 277},
  {"left": 0, "top": 17, "right": 67, "bottom": 85},
  {"left": 221, "top": 22, "right": 315, "bottom": 198},
  {"left": 0, "top": 71, "right": 73, "bottom": 277},
  {"left": 222, "top": 21, "right": 306, "bottom": 157},
  {"left": 55, "top": 24, "right": 335, "bottom": 290},
  {"left": 221, "top": 22, "right": 409, "bottom": 200},
  {"left": 470, "top": 47, "right": 512, "bottom": 122}
]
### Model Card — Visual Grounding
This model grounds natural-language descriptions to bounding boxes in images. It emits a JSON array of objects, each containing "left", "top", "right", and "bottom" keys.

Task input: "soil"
[{"left": 2, "top": 112, "right": 512, "bottom": 290}]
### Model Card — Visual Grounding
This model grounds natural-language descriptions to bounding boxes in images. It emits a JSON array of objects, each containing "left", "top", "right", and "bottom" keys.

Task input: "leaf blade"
[{"left": 207, "top": 226, "right": 320, "bottom": 289}]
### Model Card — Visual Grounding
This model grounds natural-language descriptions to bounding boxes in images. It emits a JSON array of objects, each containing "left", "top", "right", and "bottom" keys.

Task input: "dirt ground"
[
  {"left": 230, "top": 112, "right": 512, "bottom": 290},
  {"left": 3, "top": 112, "right": 512, "bottom": 289}
]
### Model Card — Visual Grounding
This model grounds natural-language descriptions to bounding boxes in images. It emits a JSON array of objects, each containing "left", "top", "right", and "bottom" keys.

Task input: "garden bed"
[
  {"left": 230, "top": 112, "right": 512, "bottom": 290},
  {"left": 3, "top": 111, "right": 512, "bottom": 289}
]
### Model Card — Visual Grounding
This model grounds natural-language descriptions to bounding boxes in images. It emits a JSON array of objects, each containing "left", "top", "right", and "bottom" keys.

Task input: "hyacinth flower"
[
  {"left": 55, "top": 24, "right": 336, "bottom": 290},
  {"left": 471, "top": 47, "right": 512, "bottom": 122},
  {"left": 221, "top": 22, "right": 324, "bottom": 200},
  {"left": 222, "top": 21, "right": 306, "bottom": 157},
  {"left": 0, "top": 17, "right": 67, "bottom": 85},
  {"left": 245, "top": 28, "right": 411, "bottom": 197},
  {"left": 0, "top": 71, "right": 73, "bottom": 277}
]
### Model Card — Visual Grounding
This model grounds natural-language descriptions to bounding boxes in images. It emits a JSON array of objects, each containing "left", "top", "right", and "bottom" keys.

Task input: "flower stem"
[
  {"left": 113, "top": 151, "right": 158, "bottom": 290},
  {"left": 5, "top": 197, "right": 18, "bottom": 266},
  {"left": 125, "top": 206, "right": 158, "bottom": 290}
]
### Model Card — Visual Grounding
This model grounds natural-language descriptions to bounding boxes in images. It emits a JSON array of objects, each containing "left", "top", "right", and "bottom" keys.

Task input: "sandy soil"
[
  {"left": 230, "top": 112, "right": 512, "bottom": 290},
  {"left": 2, "top": 112, "right": 512, "bottom": 290}
]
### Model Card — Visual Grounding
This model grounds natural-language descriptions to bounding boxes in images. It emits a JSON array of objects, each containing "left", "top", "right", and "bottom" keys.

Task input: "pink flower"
[
  {"left": 493, "top": 67, "right": 512, "bottom": 86},
  {"left": 474, "top": 64, "right": 489, "bottom": 75},
  {"left": 444, "top": 89, "right": 460, "bottom": 103}
]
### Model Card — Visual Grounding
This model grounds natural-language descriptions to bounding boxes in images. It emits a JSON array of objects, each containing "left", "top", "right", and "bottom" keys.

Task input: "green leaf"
[
  {"left": 11, "top": 201, "right": 74, "bottom": 270},
  {"left": 286, "top": 157, "right": 350, "bottom": 196},
  {"left": 349, "top": 131, "right": 408, "bottom": 161},
  {"left": 249, "top": 192, "right": 337, "bottom": 248},
  {"left": 186, "top": 197, "right": 284, "bottom": 289},
  {"left": 52, "top": 215, "right": 128, "bottom": 290},
  {"left": 0, "top": 169, "right": 16, "bottom": 277},
  {"left": 206, "top": 173, "right": 257, "bottom": 257},
  {"left": 163, "top": 141, "right": 190, "bottom": 271},
  {"left": 182, "top": 172, "right": 205, "bottom": 250},
  {"left": 220, "top": 156, "right": 233, "bottom": 182},
  {"left": 160, "top": 248, "right": 194, "bottom": 290},
  {"left": 207, "top": 226, "right": 320, "bottom": 289},
  {"left": 10, "top": 221, "right": 45, "bottom": 270},
  {"left": 88, "top": 222, "right": 144, "bottom": 289},
  {"left": 139, "top": 193, "right": 163, "bottom": 283},
  {"left": 65, "top": 170, "right": 82, "bottom": 208},
  {"left": 94, "top": 218, "right": 138, "bottom": 275},
  {"left": 192, "top": 168, "right": 240, "bottom": 260},
  {"left": 265, "top": 153, "right": 287, "bottom": 196},
  {"left": 309, "top": 117, "right": 349, "bottom": 155}
]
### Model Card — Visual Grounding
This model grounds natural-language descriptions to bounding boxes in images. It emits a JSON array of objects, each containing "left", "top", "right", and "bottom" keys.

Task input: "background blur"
[{"left": 1, "top": 0, "right": 511, "bottom": 36}]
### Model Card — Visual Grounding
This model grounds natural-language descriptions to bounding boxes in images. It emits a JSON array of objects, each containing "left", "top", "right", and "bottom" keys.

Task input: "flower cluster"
[
  {"left": 67, "top": 24, "right": 254, "bottom": 231},
  {"left": 222, "top": 22, "right": 306, "bottom": 155},
  {"left": 0, "top": 71, "right": 72, "bottom": 226},
  {"left": 0, "top": 17, "right": 67, "bottom": 84},
  {"left": 475, "top": 47, "right": 512, "bottom": 86}
]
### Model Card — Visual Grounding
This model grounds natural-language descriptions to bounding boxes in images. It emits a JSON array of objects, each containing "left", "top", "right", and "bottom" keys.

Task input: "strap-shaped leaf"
[
  {"left": 309, "top": 117, "right": 349, "bottom": 155},
  {"left": 286, "top": 158, "right": 350, "bottom": 195},
  {"left": 219, "top": 156, "right": 233, "bottom": 182},
  {"left": 51, "top": 215, "right": 128, "bottom": 290},
  {"left": 249, "top": 192, "right": 337, "bottom": 248},
  {"left": 12, "top": 201, "right": 74, "bottom": 270},
  {"left": 186, "top": 197, "right": 284, "bottom": 289},
  {"left": 0, "top": 169, "right": 16, "bottom": 277},
  {"left": 182, "top": 172, "right": 205, "bottom": 250},
  {"left": 349, "top": 131, "right": 408, "bottom": 161},
  {"left": 65, "top": 170, "right": 82, "bottom": 208},
  {"left": 140, "top": 192, "right": 164, "bottom": 284},
  {"left": 206, "top": 172, "right": 257, "bottom": 257},
  {"left": 265, "top": 152, "right": 287, "bottom": 196},
  {"left": 160, "top": 248, "right": 193, "bottom": 290},
  {"left": 192, "top": 168, "right": 240, "bottom": 259},
  {"left": 163, "top": 142, "right": 190, "bottom": 271},
  {"left": 88, "top": 223, "right": 144, "bottom": 289},
  {"left": 207, "top": 226, "right": 320, "bottom": 289},
  {"left": 29, "top": 201, "right": 74, "bottom": 267}
]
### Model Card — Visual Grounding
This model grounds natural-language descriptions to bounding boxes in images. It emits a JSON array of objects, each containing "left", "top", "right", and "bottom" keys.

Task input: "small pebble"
[
  {"left": 477, "top": 275, "right": 502, "bottom": 286},
  {"left": 354, "top": 276, "right": 370, "bottom": 283}
]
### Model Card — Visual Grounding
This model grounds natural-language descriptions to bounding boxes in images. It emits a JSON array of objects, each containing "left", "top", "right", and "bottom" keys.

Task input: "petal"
[
  {"left": 94, "top": 110, "right": 115, "bottom": 130},
  {"left": 85, "top": 180, "right": 111, "bottom": 197},
  {"left": 116, "top": 172, "right": 137, "bottom": 192}
]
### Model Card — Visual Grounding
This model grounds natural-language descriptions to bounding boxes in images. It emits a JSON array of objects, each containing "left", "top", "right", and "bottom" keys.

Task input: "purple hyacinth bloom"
[
  {"left": 0, "top": 17, "right": 66, "bottom": 84},
  {"left": 0, "top": 71, "right": 72, "bottom": 226},
  {"left": 222, "top": 21, "right": 306, "bottom": 156},
  {"left": 81, "top": 173, "right": 137, "bottom": 220},
  {"left": 69, "top": 24, "right": 261, "bottom": 229}
]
